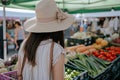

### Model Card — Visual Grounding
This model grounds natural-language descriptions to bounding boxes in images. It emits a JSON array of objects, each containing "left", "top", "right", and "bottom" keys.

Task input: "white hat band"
[{"left": 37, "top": 17, "right": 56, "bottom": 23}]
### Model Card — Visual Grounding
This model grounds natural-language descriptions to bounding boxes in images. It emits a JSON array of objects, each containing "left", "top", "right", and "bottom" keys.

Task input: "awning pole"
[
  {"left": 63, "top": 0, "right": 65, "bottom": 10},
  {"left": 3, "top": 5, "right": 7, "bottom": 60}
]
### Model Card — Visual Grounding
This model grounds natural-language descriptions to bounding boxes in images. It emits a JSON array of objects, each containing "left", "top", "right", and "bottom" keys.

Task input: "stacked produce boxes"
[{"left": 65, "top": 32, "right": 120, "bottom": 80}]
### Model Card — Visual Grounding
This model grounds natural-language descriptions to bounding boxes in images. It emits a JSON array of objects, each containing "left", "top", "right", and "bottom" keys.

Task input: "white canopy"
[
  {"left": 0, "top": 7, "right": 35, "bottom": 18},
  {"left": 82, "top": 10, "right": 120, "bottom": 17}
]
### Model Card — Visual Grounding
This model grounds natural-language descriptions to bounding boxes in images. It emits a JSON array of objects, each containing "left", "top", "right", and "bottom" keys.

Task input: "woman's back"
[{"left": 18, "top": 39, "right": 65, "bottom": 80}]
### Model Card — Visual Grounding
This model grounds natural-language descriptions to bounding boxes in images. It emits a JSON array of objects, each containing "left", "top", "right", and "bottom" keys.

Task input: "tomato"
[
  {"left": 106, "top": 47, "right": 110, "bottom": 50},
  {"left": 115, "top": 47, "right": 120, "bottom": 51},
  {"left": 111, "top": 52, "right": 116, "bottom": 56},
  {"left": 100, "top": 52, "right": 105, "bottom": 55},
  {"left": 117, "top": 52, "right": 120, "bottom": 54},
  {"left": 110, "top": 58, "right": 113, "bottom": 61},
  {"left": 110, "top": 46, "right": 115, "bottom": 50},
  {"left": 94, "top": 53, "right": 99, "bottom": 57},
  {"left": 92, "top": 51, "right": 96, "bottom": 54},
  {"left": 98, "top": 55, "right": 104, "bottom": 59},
  {"left": 99, "top": 49, "right": 104, "bottom": 52},
  {"left": 106, "top": 54, "right": 111, "bottom": 58},
  {"left": 93, "top": 51, "right": 99, "bottom": 56},
  {"left": 113, "top": 56, "right": 117, "bottom": 59},
  {"left": 103, "top": 52, "right": 108, "bottom": 56},
  {"left": 101, "top": 56, "right": 106, "bottom": 60},
  {"left": 106, "top": 59, "right": 111, "bottom": 62},
  {"left": 110, "top": 56, "right": 115, "bottom": 60}
]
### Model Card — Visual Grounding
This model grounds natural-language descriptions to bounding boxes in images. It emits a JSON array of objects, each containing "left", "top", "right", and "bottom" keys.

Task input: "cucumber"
[
  {"left": 86, "top": 58, "right": 99, "bottom": 76},
  {"left": 74, "top": 60, "right": 88, "bottom": 70},
  {"left": 92, "top": 56, "right": 109, "bottom": 68},
  {"left": 67, "top": 61, "right": 85, "bottom": 71}
]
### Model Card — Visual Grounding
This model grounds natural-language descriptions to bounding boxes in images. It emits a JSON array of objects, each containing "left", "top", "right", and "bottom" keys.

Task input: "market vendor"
[{"left": 64, "top": 25, "right": 75, "bottom": 39}]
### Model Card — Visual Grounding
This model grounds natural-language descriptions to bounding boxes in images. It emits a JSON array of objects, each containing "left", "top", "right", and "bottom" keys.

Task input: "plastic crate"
[
  {"left": 93, "top": 56, "right": 120, "bottom": 80},
  {"left": 0, "top": 71, "right": 17, "bottom": 80},
  {"left": 65, "top": 64, "right": 89, "bottom": 80},
  {"left": 0, "top": 74, "right": 16, "bottom": 80},
  {"left": 93, "top": 66, "right": 113, "bottom": 80},
  {"left": 67, "top": 37, "right": 93, "bottom": 47},
  {"left": 97, "top": 34, "right": 106, "bottom": 38},
  {"left": 110, "top": 56, "right": 120, "bottom": 80},
  {"left": 73, "top": 71, "right": 89, "bottom": 80}
]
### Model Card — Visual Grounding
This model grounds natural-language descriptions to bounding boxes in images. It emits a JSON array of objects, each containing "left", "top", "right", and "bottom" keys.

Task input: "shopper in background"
[
  {"left": 96, "top": 21, "right": 102, "bottom": 34},
  {"left": 14, "top": 21, "right": 25, "bottom": 51},
  {"left": 103, "top": 18, "right": 109, "bottom": 28},
  {"left": 118, "top": 16, "right": 120, "bottom": 33},
  {"left": 72, "top": 21, "right": 79, "bottom": 32},
  {"left": 64, "top": 25, "right": 74, "bottom": 39},
  {"left": 91, "top": 20, "right": 97, "bottom": 33},
  {"left": 17, "top": 0, "right": 74, "bottom": 80},
  {"left": 83, "top": 20, "right": 88, "bottom": 32},
  {"left": 87, "top": 22, "right": 92, "bottom": 32},
  {"left": 108, "top": 17, "right": 115, "bottom": 36},
  {"left": 113, "top": 16, "right": 119, "bottom": 33},
  {"left": 6, "top": 20, "right": 14, "bottom": 42}
]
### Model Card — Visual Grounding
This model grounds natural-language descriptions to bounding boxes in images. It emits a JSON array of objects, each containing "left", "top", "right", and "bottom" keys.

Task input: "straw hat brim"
[{"left": 24, "top": 13, "right": 74, "bottom": 33}]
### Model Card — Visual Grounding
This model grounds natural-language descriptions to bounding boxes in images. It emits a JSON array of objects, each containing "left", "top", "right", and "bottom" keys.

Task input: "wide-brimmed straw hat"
[{"left": 24, "top": 0, "right": 74, "bottom": 33}]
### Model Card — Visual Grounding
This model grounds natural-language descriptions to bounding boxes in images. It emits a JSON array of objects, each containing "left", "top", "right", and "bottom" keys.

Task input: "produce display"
[
  {"left": 0, "top": 54, "right": 18, "bottom": 74},
  {"left": 66, "top": 54, "right": 110, "bottom": 77},
  {"left": 0, "top": 68, "right": 8, "bottom": 73},
  {"left": 92, "top": 46, "right": 120, "bottom": 61},
  {"left": 66, "top": 37, "right": 110, "bottom": 54},
  {"left": 65, "top": 31, "right": 120, "bottom": 79},
  {"left": 66, "top": 45, "right": 96, "bottom": 54},
  {"left": 0, "top": 31, "right": 119, "bottom": 80},
  {"left": 110, "top": 33, "right": 120, "bottom": 46},
  {"left": 0, "top": 60, "right": 8, "bottom": 73},
  {"left": 112, "top": 37, "right": 120, "bottom": 44},
  {"left": 65, "top": 67, "right": 80, "bottom": 80},
  {"left": 92, "top": 38, "right": 108, "bottom": 49},
  {"left": 111, "top": 33, "right": 119, "bottom": 40},
  {"left": 71, "top": 32, "right": 97, "bottom": 39},
  {"left": 4, "top": 54, "right": 18, "bottom": 67}
]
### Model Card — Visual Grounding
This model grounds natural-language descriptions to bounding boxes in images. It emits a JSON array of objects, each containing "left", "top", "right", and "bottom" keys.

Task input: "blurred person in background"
[
  {"left": 6, "top": 20, "right": 14, "bottom": 42},
  {"left": 83, "top": 20, "right": 88, "bottom": 32},
  {"left": 87, "top": 22, "right": 92, "bottom": 32},
  {"left": 118, "top": 16, "right": 120, "bottom": 33},
  {"left": 108, "top": 17, "right": 115, "bottom": 36},
  {"left": 14, "top": 21, "right": 25, "bottom": 51},
  {"left": 113, "top": 16, "right": 119, "bottom": 33},
  {"left": 64, "top": 25, "right": 75, "bottom": 39}
]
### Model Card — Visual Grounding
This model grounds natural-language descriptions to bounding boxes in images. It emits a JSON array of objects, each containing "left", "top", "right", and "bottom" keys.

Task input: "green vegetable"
[{"left": 65, "top": 54, "right": 110, "bottom": 77}]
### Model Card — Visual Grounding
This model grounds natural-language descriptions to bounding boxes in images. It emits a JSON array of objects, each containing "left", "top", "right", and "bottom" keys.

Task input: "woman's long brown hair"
[{"left": 24, "top": 31, "right": 64, "bottom": 66}]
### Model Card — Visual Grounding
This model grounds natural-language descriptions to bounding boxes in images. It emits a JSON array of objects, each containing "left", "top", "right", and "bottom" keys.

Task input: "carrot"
[
  {"left": 82, "top": 50, "right": 90, "bottom": 54},
  {"left": 86, "top": 45, "right": 94, "bottom": 49},
  {"left": 76, "top": 47, "right": 87, "bottom": 52},
  {"left": 88, "top": 48, "right": 96, "bottom": 53},
  {"left": 66, "top": 45, "right": 85, "bottom": 52}
]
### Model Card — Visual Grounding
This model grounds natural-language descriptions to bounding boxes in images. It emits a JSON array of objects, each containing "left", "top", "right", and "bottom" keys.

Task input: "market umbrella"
[
  {"left": 0, "top": 0, "right": 120, "bottom": 60},
  {"left": 0, "top": 0, "right": 120, "bottom": 13}
]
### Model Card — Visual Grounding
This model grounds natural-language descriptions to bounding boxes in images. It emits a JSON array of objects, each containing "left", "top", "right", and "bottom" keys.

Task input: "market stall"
[
  {"left": 0, "top": 0, "right": 120, "bottom": 80},
  {"left": 63, "top": 11, "right": 120, "bottom": 79}
]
